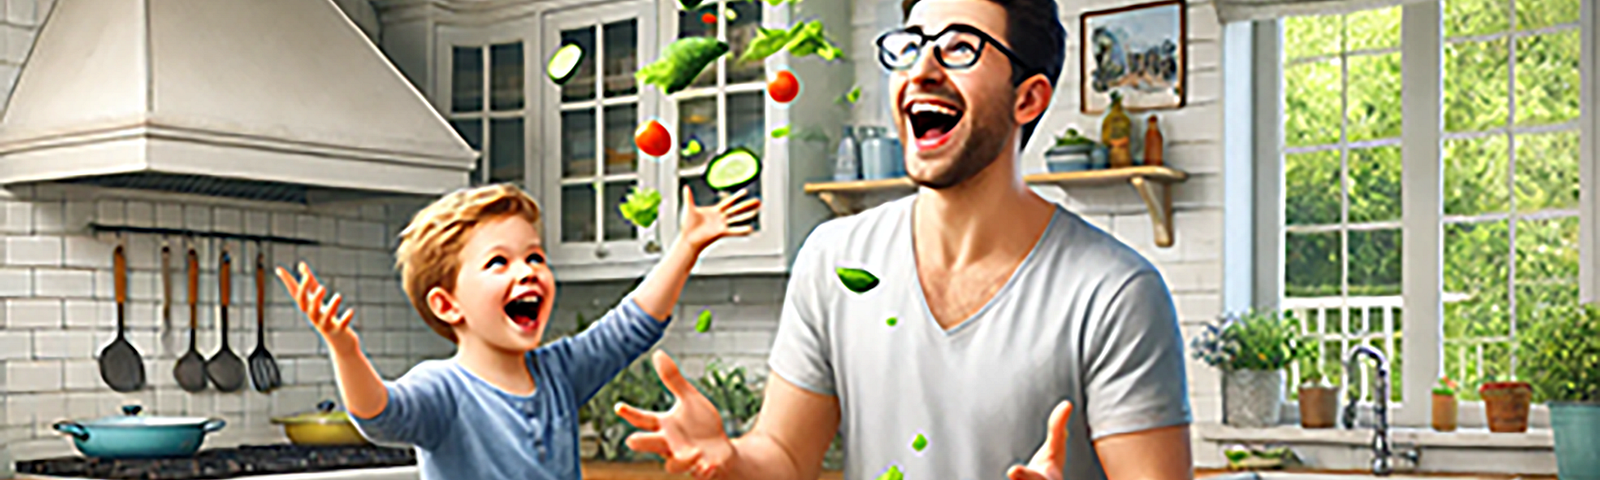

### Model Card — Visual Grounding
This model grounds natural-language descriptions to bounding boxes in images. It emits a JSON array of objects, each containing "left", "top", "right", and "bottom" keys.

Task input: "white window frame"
[
  {"left": 437, "top": 21, "right": 540, "bottom": 194},
  {"left": 1248, "top": 0, "right": 1596, "bottom": 428}
]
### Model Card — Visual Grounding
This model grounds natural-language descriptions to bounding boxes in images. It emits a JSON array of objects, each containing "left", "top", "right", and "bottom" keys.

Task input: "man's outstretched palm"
[
  {"left": 1007, "top": 401, "right": 1074, "bottom": 480},
  {"left": 616, "top": 351, "right": 736, "bottom": 479}
]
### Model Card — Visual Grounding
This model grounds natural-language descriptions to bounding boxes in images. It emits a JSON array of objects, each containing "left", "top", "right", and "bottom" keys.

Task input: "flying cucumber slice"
[
  {"left": 705, "top": 147, "right": 761, "bottom": 190},
  {"left": 548, "top": 44, "right": 585, "bottom": 85},
  {"left": 835, "top": 266, "right": 879, "bottom": 294}
]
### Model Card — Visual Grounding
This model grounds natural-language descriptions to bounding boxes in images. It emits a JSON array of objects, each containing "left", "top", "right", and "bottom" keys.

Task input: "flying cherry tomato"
[
  {"left": 701, "top": 12, "right": 717, "bottom": 24},
  {"left": 768, "top": 70, "right": 799, "bottom": 103},
  {"left": 634, "top": 120, "right": 672, "bottom": 157}
]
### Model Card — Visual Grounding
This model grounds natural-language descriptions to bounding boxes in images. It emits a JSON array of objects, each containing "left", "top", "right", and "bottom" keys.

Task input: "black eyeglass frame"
[{"left": 874, "top": 23, "right": 1039, "bottom": 82}]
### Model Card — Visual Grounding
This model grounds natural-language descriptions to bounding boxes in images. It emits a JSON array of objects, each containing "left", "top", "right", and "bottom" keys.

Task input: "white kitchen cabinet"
[{"left": 436, "top": 19, "right": 539, "bottom": 198}]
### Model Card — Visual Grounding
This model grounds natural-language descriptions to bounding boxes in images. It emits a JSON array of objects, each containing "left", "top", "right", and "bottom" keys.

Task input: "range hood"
[{"left": 0, "top": 0, "right": 477, "bottom": 203}]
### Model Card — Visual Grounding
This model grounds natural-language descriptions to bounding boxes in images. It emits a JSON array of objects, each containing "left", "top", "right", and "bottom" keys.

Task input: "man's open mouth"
[
  {"left": 504, "top": 294, "right": 543, "bottom": 332},
  {"left": 905, "top": 99, "right": 965, "bottom": 150}
]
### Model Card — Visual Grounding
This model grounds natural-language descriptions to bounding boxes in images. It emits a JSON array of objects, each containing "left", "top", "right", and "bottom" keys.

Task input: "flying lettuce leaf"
[
  {"left": 618, "top": 186, "right": 662, "bottom": 229},
  {"left": 638, "top": 37, "right": 730, "bottom": 94},
  {"left": 737, "top": 20, "right": 843, "bottom": 64},
  {"left": 844, "top": 85, "right": 862, "bottom": 104},
  {"left": 771, "top": 125, "right": 791, "bottom": 138}
]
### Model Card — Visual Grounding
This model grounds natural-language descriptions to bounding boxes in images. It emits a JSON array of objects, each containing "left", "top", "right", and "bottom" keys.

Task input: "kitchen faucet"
[{"left": 1341, "top": 345, "right": 1420, "bottom": 476}]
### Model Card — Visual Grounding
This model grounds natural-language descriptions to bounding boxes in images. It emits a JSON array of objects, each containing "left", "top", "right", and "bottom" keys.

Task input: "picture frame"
[{"left": 1080, "top": 0, "right": 1187, "bottom": 114}]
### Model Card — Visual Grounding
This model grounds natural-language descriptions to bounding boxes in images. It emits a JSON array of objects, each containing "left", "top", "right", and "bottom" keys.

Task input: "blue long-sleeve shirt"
[{"left": 351, "top": 297, "right": 670, "bottom": 480}]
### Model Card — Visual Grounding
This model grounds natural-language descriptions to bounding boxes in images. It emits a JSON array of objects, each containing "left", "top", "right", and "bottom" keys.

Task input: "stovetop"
[{"left": 15, "top": 444, "right": 417, "bottom": 480}]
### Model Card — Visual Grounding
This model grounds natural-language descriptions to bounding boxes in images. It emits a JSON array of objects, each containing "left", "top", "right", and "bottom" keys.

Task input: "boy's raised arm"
[
  {"left": 628, "top": 187, "right": 760, "bottom": 320},
  {"left": 276, "top": 263, "right": 388, "bottom": 419}
]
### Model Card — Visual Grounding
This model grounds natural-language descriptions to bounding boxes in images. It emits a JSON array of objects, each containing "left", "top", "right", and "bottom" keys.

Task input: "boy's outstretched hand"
[
  {"left": 616, "top": 351, "right": 736, "bottom": 479},
  {"left": 679, "top": 187, "right": 761, "bottom": 251},
  {"left": 276, "top": 263, "right": 358, "bottom": 353}
]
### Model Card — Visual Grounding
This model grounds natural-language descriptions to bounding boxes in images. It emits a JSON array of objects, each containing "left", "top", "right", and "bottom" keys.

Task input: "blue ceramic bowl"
[
  {"left": 54, "top": 405, "right": 226, "bottom": 459},
  {"left": 1047, "top": 156, "right": 1091, "bottom": 173}
]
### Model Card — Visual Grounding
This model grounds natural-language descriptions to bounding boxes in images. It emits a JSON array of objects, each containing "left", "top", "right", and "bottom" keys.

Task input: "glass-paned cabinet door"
[
  {"left": 444, "top": 29, "right": 528, "bottom": 189},
  {"left": 543, "top": 1, "right": 659, "bottom": 266},
  {"left": 662, "top": 0, "right": 774, "bottom": 251}
]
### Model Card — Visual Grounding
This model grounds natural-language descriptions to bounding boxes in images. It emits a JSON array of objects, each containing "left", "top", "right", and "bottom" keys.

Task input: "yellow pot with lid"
[{"left": 270, "top": 400, "right": 370, "bottom": 446}]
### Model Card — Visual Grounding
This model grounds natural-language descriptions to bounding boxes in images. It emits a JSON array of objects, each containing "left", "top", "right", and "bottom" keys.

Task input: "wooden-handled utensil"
[
  {"left": 207, "top": 248, "right": 246, "bottom": 392},
  {"left": 175, "top": 245, "right": 208, "bottom": 392},
  {"left": 100, "top": 240, "right": 146, "bottom": 392},
  {"left": 248, "top": 246, "right": 281, "bottom": 393}
]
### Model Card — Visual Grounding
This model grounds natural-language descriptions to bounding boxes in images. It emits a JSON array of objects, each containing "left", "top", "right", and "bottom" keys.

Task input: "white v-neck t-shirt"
[{"left": 769, "top": 195, "right": 1191, "bottom": 480}]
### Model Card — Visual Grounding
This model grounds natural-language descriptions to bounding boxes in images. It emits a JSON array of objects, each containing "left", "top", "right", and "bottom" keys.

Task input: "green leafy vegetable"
[
  {"left": 684, "top": 138, "right": 704, "bottom": 157},
  {"left": 638, "top": 37, "right": 730, "bottom": 94},
  {"left": 886, "top": 316, "right": 898, "bottom": 327},
  {"left": 696, "top": 310, "right": 713, "bottom": 332},
  {"left": 740, "top": 28, "right": 792, "bottom": 63},
  {"left": 876, "top": 465, "right": 904, "bottom": 480},
  {"left": 770, "top": 125, "right": 791, "bottom": 138},
  {"left": 836, "top": 266, "right": 879, "bottom": 293},
  {"left": 737, "top": 21, "right": 844, "bottom": 64},
  {"left": 844, "top": 86, "right": 862, "bottom": 104},
  {"left": 678, "top": 0, "right": 704, "bottom": 11},
  {"left": 911, "top": 433, "right": 927, "bottom": 452},
  {"left": 618, "top": 187, "right": 662, "bottom": 229}
]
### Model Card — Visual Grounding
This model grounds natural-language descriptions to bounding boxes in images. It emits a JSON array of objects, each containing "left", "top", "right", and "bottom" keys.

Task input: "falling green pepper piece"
[
  {"left": 771, "top": 125, "right": 791, "bottom": 138},
  {"left": 845, "top": 86, "right": 862, "bottom": 104},
  {"left": 836, "top": 266, "right": 879, "bottom": 293},
  {"left": 684, "top": 138, "right": 704, "bottom": 157},
  {"left": 876, "top": 465, "right": 903, "bottom": 480},
  {"left": 911, "top": 433, "right": 927, "bottom": 452},
  {"left": 886, "top": 317, "right": 898, "bottom": 327},
  {"left": 696, "top": 310, "right": 713, "bottom": 332}
]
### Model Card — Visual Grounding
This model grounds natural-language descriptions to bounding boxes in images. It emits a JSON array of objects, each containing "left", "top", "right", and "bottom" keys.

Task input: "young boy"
[{"left": 276, "top": 183, "right": 759, "bottom": 480}]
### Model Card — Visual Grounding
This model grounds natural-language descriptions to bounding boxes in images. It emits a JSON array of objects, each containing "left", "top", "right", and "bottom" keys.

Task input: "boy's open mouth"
[
  {"left": 504, "top": 294, "right": 543, "bottom": 332},
  {"left": 905, "top": 99, "right": 964, "bottom": 151}
]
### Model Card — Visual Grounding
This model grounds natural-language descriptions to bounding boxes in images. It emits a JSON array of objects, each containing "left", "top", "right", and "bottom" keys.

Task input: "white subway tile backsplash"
[
  {"left": 31, "top": 330, "right": 70, "bottom": 359},
  {"left": 184, "top": 205, "right": 212, "bottom": 231},
  {"left": 31, "top": 202, "right": 64, "bottom": 233},
  {"left": 245, "top": 211, "right": 270, "bottom": 236},
  {"left": 6, "top": 361, "right": 62, "bottom": 393},
  {"left": 33, "top": 269, "right": 91, "bottom": 299},
  {"left": 0, "top": 331, "right": 30, "bottom": 360},
  {"left": 156, "top": 388, "right": 187, "bottom": 416},
  {"left": 62, "top": 360, "right": 99, "bottom": 390},
  {"left": 4, "top": 395, "right": 33, "bottom": 426},
  {"left": 124, "top": 201, "right": 154, "bottom": 228},
  {"left": 5, "top": 298, "right": 61, "bottom": 328},
  {"left": 62, "top": 299, "right": 108, "bottom": 330},
  {"left": 0, "top": 267, "right": 31, "bottom": 297},
  {"left": 1, "top": 201, "right": 33, "bottom": 234},
  {"left": 213, "top": 393, "right": 243, "bottom": 414},
  {"left": 62, "top": 201, "right": 93, "bottom": 232},
  {"left": 6, "top": 237, "right": 61, "bottom": 266},
  {"left": 156, "top": 204, "right": 184, "bottom": 229},
  {"left": 271, "top": 212, "right": 298, "bottom": 238},
  {"left": 213, "top": 208, "right": 242, "bottom": 234},
  {"left": 296, "top": 215, "right": 320, "bottom": 242}
]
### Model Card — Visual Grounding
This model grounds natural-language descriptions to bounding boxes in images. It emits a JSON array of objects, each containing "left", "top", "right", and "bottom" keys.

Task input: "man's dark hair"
[{"left": 901, "top": 0, "right": 1066, "bottom": 149}]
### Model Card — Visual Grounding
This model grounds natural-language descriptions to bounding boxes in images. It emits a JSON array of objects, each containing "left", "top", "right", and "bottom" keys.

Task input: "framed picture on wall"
[{"left": 1080, "top": 0, "right": 1187, "bottom": 114}]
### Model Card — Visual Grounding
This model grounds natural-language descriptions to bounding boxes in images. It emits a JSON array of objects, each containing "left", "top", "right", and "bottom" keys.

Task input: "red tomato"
[
  {"left": 634, "top": 120, "right": 672, "bottom": 157},
  {"left": 768, "top": 70, "right": 799, "bottom": 103},
  {"left": 701, "top": 12, "right": 717, "bottom": 24}
]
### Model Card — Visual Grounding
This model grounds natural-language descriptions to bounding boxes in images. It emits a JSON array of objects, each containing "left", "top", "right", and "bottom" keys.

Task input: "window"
[
  {"left": 674, "top": 0, "right": 765, "bottom": 230},
  {"left": 557, "top": 19, "right": 642, "bottom": 244},
  {"left": 449, "top": 42, "right": 527, "bottom": 187},
  {"left": 1276, "top": 0, "right": 1586, "bottom": 409}
]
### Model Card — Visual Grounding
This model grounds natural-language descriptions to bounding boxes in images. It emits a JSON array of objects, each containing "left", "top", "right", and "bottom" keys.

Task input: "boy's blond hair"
[{"left": 395, "top": 183, "right": 542, "bottom": 343}]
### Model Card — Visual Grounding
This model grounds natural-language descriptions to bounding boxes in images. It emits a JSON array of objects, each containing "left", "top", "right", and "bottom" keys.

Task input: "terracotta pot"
[
  {"left": 1479, "top": 381, "right": 1532, "bottom": 433},
  {"left": 1431, "top": 393, "right": 1458, "bottom": 432},
  {"left": 1297, "top": 384, "right": 1338, "bottom": 429}
]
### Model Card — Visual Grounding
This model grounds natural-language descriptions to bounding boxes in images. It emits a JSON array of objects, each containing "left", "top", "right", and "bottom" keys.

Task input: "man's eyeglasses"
[{"left": 875, "top": 24, "right": 1035, "bottom": 79}]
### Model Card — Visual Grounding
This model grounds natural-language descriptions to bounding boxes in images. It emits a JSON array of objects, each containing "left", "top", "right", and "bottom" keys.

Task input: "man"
[{"left": 615, "top": 0, "right": 1194, "bottom": 477}]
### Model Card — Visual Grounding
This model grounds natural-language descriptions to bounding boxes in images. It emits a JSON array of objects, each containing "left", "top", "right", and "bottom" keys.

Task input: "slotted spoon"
[{"left": 249, "top": 247, "right": 281, "bottom": 393}]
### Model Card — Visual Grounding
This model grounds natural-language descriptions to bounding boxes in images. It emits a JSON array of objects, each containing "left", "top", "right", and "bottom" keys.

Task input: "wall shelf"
[{"left": 802, "top": 166, "right": 1190, "bottom": 247}]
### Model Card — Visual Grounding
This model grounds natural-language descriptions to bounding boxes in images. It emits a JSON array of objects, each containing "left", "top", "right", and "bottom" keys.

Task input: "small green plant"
[
  {"left": 1192, "top": 309, "right": 1307, "bottom": 371},
  {"left": 1053, "top": 128, "right": 1095, "bottom": 147},
  {"left": 695, "top": 359, "right": 765, "bottom": 438},
  {"left": 582, "top": 354, "right": 677, "bottom": 461},
  {"left": 1519, "top": 304, "right": 1600, "bottom": 403},
  {"left": 1433, "top": 376, "right": 1459, "bottom": 397}
]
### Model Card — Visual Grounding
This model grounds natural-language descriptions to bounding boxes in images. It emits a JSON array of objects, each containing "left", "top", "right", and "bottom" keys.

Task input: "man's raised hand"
[
  {"left": 615, "top": 350, "right": 738, "bottom": 480},
  {"left": 1005, "top": 401, "right": 1074, "bottom": 480}
]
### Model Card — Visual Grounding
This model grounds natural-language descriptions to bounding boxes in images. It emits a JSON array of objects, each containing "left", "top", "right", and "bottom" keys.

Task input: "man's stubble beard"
[{"left": 907, "top": 91, "right": 1016, "bottom": 190}]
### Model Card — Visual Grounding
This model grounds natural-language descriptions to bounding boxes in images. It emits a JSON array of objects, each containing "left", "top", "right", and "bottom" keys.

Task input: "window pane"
[
  {"left": 1283, "top": 15, "right": 1339, "bottom": 61},
  {"left": 1514, "top": 31, "right": 1581, "bottom": 127},
  {"left": 1516, "top": 0, "right": 1579, "bottom": 30},
  {"left": 679, "top": 97, "right": 718, "bottom": 169},
  {"left": 726, "top": 0, "right": 764, "bottom": 84},
  {"left": 452, "top": 46, "right": 483, "bottom": 112},
  {"left": 604, "top": 20, "right": 639, "bottom": 97},
  {"left": 1347, "top": 52, "right": 1401, "bottom": 142},
  {"left": 1444, "top": 220, "right": 1511, "bottom": 341},
  {"left": 726, "top": 92, "right": 765, "bottom": 158},
  {"left": 1283, "top": 59, "right": 1341, "bottom": 147},
  {"left": 1349, "top": 229, "right": 1401, "bottom": 296},
  {"left": 1285, "top": 149, "right": 1340, "bottom": 226},
  {"left": 1444, "top": 135, "right": 1509, "bottom": 216},
  {"left": 678, "top": 4, "right": 719, "bottom": 90},
  {"left": 489, "top": 119, "right": 524, "bottom": 184},
  {"left": 562, "top": 110, "right": 597, "bottom": 178},
  {"left": 1515, "top": 215, "right": 1581, "bottom": 313},
  {"left": 562, "top": 184, "right": 597, "bottom": 243},
  {"left": 1445, "top": 0, "right": 1509, "bottom": 38},
  {"left": 603, "top": 104, "right": 639, "bottom": 175},
  {"left": 1345, "top": 7, "right": 1399, "bottom": 52},
  {"left": 561, "top": 27, "right": 597, "bottom": 102},
  {"left": 603, "top": 181, "right": 638, "bottom": 241},
  {"left": 1444, "top": 38, "right": 1509, "bottom": 133},
  {"left": 1285, "top": 231, "right": 1341, "bottom": 297},
  {"left": 1514, "top": 130, "right": 1580, "bottom": 212},
  {"left": 1349, "top": 146, "right": 1401, "bottom": 223},
  {"left": 490, "top": 43, "right": 524, "bottom": 111}
]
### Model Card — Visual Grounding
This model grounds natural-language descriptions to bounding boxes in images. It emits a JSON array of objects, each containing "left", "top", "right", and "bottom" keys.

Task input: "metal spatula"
[
  {"left": 99, "top": 241, "right": 146, "bottom": 392},
  {"left": 175, "top": 245, "right": 209, "bottom": 392},
  {"left": 207, "top": 249, "right": 247, "bottom": 392},
  {"left": 249, "top": 247, "right": 281, "bottom": 393}
]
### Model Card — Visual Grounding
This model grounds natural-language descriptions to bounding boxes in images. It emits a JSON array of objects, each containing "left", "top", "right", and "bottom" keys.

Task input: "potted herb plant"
[
  {"left": 1192, "top": 309, "right": 1306, "bottom": 428},
  {"left": 1478, "top": 374, "right": 1533, "bottom": 433},
  {"left": 1520, "top": 304, "right": 1600, "bottom": 479},
  {"left": 1296, "top": 344, "right": 1337, "bottom": 429},
  {"left": 1432, "top": 377, "right": 1459, "bottom": 432}
]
